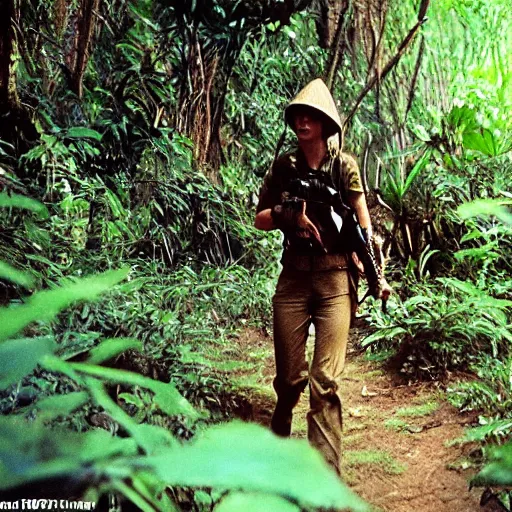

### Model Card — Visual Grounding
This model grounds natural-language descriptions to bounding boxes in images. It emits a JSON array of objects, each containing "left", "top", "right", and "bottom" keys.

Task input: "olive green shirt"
[{"left": 256, "top": 149, "right": 364, "bottom": 271}]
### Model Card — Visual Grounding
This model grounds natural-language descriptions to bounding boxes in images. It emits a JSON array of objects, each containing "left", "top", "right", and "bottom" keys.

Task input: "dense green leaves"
[
  {"left": 69, "top": 363, "right": 198, "bottom": 419},
  {"left": 0, "top": 268, "right": 129, "bottom": 342},
  {"left": 0, "top": 261, "right": 35, "bottom": 288},
  {"left": 84, "top": 377, "right": 179, "bottom": 454},
  {"left": 0, "top": 192, "right": 48, "bottom": 218},
  {"left": 363, "top": 277, "right": 512, "bottom": 377},
  {"left": 29, "top": 392, "right": 90, "bottom": 422},
  {"left": 0, "top": 413, "right": 368, "bottom": 511},
  {"left": 0, "top": 249, "right": 364, "bottom": 510},
  {"left": 0, "top": 416, "right": 138, "bottom": 490},
  {"left": 0, "top": 247, "right": 366, "bottom": 511},
  {"left": 86, "top": 337, "right": 143, "bottom": 364},
  {"left": 457, "top": 199, "right": 512, "bottom": 225}
]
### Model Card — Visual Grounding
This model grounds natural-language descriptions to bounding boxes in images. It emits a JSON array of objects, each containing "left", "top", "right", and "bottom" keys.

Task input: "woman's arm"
[
  {"left": 348, "top": 191, "right": 372, "bottom": 232},
  {"left": 348, "top": 191, "right": 392, "bottom": 300}
]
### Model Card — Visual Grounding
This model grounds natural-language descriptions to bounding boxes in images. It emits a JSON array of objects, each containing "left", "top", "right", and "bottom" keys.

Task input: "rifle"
[{"left": 285, "top": 174, "right": 384, "bottom": 301}]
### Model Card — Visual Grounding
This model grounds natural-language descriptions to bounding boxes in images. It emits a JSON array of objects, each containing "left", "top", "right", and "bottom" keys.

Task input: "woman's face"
[{"left": 292, "top": 107, "right": 324, "bottom": 143}]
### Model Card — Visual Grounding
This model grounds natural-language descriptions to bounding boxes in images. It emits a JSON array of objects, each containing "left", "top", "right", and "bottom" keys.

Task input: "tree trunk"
[
  {"left": 0, "top": 0, "right": 37, "bottom": 152},
  {"left": 324, "top": 0, "right": 350, "bottom": 89},
  {"left": 316, "top": 0, "right": 347, "bottom": 49},
  {"left": 191, "top": 53, "right": 237, "bottom": 174},
  {"left": 0, "top": 0, "right": 20, "bottom": 115},
  {"left": 175, "top": 35, "right": 229, "bottom": 176},
  {"left": 70, "top": 0, "right": 100, "bottom": 98}
]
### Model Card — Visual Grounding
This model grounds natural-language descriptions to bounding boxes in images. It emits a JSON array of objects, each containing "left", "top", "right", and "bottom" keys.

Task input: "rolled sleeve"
[
  {"left": 341, "top": 153, "right": 364, "bottom": 193},
  {"left": 256, "top": 156, "right": 291, "bottom": 213},
  {"left": 256, "top": 168, "right": 280, "bottom": 213}
]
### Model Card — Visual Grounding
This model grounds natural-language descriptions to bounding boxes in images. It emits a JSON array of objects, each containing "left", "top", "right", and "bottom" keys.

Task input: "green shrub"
[{"left": 363, "top": 277, "right": 512, "bottom": 378}]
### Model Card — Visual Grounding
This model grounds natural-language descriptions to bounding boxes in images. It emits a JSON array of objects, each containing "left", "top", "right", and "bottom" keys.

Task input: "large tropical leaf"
[
  {"left": 85, "top": 337, "right": 142, "bottom": 364},
  {"left": 0, "top": 416, "right": 138, "bottom": 490},
  {"left": 69, "top": 363, "right": 198, "bottom": 420},
  {"left": 457, "top": 199, "right": 512, "bottom": 225},
  {"left": 0, "top": 261, "right": 35, "bottom": 288},
  {"left": 137, "top": 422, "right": 369, "bottom": 511},
  {"left": 472, "top": 443, "right": 512, "bottom": 487},
  {"left": 215, "top": 492, "right": 300, "bottom": 512}
]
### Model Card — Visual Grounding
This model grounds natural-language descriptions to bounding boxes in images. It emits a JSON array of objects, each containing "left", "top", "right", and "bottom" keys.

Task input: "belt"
[{"left": 281, "top": 251, "right": 348, "bottom": 271}]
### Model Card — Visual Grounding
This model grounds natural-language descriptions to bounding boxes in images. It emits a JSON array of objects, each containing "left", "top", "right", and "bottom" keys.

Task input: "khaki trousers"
[{"left": 271, "top": 267, "right": 351, "bottom": 475}]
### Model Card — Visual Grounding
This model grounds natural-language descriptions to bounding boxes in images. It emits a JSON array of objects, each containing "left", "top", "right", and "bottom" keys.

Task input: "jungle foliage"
[
  {"left": 0, "top": 198, "right": 366, "bottom": 510},
  {"left": 0, "top": 0, "right": 511, "bottom": 509}
]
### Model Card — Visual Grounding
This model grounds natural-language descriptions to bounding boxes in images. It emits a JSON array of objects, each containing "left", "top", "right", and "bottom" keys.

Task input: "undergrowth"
[{"left": 0, "top": 193, "right": 366, "bottom": 511}]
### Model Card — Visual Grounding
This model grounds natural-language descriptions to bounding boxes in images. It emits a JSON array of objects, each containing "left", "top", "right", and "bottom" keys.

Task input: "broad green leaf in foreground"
[
  {"left": 70, "top": 363, "right": 198, "bottom": 420},
  {"left": 0, "top": 261, "right": 35, "bottom": 288},
  {"left": 85, "top": 378, "right": 177, "bottom": 454},
  {"left": 0, "top": 416, "right": 137, "bottom": 490},
  {"left": 0, "top": 267, "right": 129, "bottom": 343},
  {"left": 215, "top": 492, "right": 300, "bottom": 512},
  {"left": 0, "top": 192, "right": 49, "bottom": 218},
  {"left": 139, "top": 422, "right": 369, "bottom": 511},
  {"left": 86, "top": 337, "right": 142, "bottom": 364},
  {"left": 462, "top": 129, "right": 498, "bottom": 156},
  {"left": 0, "top": 337, "right": 54, "bottom": 389},
  {"left": 31, "top": 391, "right": 89, "bottom": 422}
]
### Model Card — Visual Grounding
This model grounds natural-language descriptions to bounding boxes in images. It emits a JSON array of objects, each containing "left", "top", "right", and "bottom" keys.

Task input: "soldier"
[{"left": 254, "top": 78, "right": 389, "bottom": 475}]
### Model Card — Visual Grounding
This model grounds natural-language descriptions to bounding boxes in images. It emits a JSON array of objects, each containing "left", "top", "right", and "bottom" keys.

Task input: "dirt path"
[{"left": 230, "top": 328, "right": 497, "bottom": 512}]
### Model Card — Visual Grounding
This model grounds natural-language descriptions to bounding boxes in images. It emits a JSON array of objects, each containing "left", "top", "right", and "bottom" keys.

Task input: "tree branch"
[
  {"left": 342, "top": 15, "right": 429, "bottom": 137},
  {"left": 324, "top": 0, "right": 350, "bottom": 90},
  {"left": 403, "top": 35, "right": 425, "bottom": 124}
]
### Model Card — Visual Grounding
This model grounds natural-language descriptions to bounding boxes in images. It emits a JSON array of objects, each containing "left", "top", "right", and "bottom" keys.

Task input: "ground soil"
[{"left": 229, "top": 327, "right": 505, "bottom": 512}]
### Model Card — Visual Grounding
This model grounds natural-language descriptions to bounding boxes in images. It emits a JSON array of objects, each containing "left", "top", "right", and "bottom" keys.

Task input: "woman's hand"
[
  {"left": 294, "top": 201, "right": 324, "bottom": 250},
  {"left": 380, "top": 278, "right": 392, "bottom": 301},
  {"left": 256, "top": 200, "right": 325, "bottom": 251}
]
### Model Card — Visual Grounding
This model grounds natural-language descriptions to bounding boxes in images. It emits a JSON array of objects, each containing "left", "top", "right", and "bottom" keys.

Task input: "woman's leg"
[
  {"left": 307, "top": 270, "right": 351, "bottom": 475},
  {"left": 271, "top": 269, "right": 311, "bottom": 437}
]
